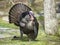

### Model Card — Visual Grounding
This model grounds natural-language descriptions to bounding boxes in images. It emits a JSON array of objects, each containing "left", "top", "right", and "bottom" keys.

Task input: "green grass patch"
[
  {"left": 0, "top": 18, "right": 18, "bottom": 29},
  {"left": 0, "top": 29, "right": 60, "bottom": 45},
  {"left": 37, "top": 16, "right": 44, "bottom": 21}
]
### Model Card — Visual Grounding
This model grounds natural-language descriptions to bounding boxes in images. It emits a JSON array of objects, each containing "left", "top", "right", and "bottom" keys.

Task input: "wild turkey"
[{"left": 9, "top": 3, "right": 39, "bottom": 40}]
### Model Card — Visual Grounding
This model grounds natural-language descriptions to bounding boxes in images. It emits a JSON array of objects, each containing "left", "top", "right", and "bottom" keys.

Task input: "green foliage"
[{"left": 37, "top": 16, "right": 44, "bottom": 21}]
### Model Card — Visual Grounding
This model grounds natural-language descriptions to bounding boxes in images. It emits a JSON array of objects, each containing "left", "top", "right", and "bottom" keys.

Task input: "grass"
[
  {"left": 0, "top": 28, "right": 60, "bottom": 45},
  {"left": 0, "top": 18, "right": 18, "bottom": 29},
  {"left": 0, "top": 40, "right": 48, "bottom": 45}
]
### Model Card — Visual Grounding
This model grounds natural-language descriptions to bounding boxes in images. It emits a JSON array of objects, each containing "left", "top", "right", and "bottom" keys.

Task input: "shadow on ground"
[{"left": 11, "top": 36, "right": 40, "bottom": 42}]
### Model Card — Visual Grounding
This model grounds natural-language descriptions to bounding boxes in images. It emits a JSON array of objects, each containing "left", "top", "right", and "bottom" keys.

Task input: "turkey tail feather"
[{"left": 9, "top": 3, "right": 31, "bottom": 26}]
